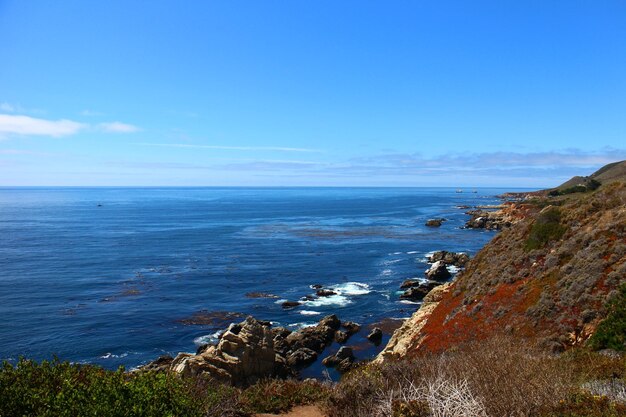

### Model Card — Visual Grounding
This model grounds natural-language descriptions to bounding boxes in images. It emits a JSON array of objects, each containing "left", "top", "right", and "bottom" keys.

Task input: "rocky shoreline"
[{"left": 140, "top": 199, "right": 517, "bottom": 386}]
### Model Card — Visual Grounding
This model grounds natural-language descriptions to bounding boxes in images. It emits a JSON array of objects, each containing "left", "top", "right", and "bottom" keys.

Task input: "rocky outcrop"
[
  {"left": 170, "top": 317, "right": 278, "bottom": 386},
  {"left": 322, "top": 346, "right": 356, "bottom": 373},
  {"left": 148, "top": 314, "right": 361, "bottom": 386},
  {"left": 425, "top": 261, "right": 451, "bottom": 281},
  {"left": 376, "top": 283, "right": 452, "bottom": 362},
  {"left": 464, "top": 209, "right": 510, "bottom": 230},
  {"left": 428, "top": 251, "right": 470, "bottom": 268},
  {"left": 400, "top": 281, "right": 441, "bottom": 301}
]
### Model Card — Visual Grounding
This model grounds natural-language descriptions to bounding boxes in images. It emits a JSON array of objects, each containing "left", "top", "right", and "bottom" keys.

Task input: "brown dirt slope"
[{"left": 396, "top": 181, "right": 626, "bottom": 354}]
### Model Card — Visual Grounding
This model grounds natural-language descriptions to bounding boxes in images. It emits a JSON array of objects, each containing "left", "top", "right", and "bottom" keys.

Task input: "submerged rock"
[
  {"left": 176, "top": 310, "right": 245, "bottom": 326},
  {"left": 425, "top": 218, "right": 446, "bottom": 227},
  {"left": 281, "top": 301, "right": 301, "bottom": 309}
]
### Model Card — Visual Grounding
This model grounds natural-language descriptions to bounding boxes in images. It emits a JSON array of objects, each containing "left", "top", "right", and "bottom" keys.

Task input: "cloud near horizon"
[
  {"left": 98, "top": 122, "right": 141, "bottom": 133},
  {"left": 0, "top": 114, "right": 85, "bottom": 137},
  {"left": 136, "top": 142, "right": 322, "bottom": 153},
  {"left": 0, "top": 114, "right": 140, "bottom": 138}
]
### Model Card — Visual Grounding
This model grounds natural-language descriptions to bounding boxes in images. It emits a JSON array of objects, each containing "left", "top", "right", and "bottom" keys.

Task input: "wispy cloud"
[
  {"left": 98, "top": 122, "right": 141, "bottom": 133},
  {"left": 0, "top": 102, "right": 16, "bottom": 112},
  {"left": 80, "top": 109, "right": 104, "bottom": 117},
  {"left": 0, "top": 113, "right": 142, "bottom": 138},
  {"left": 348, "top": 148, "right": 626, "bottom": 172},
  {"left": 0, "top": 114, "right": 85, "bottom": 137},
  {"left": 136, "top": 142, "right": 322, "bottom": 153}
]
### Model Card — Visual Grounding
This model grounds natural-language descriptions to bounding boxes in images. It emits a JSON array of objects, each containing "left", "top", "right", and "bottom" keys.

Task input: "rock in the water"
[
  {"left": 170, "top": 317, "right": 278, "bottom": 386},
  {"left": 281, "top": 301, "right": 301, "bottom": 309},
  {"left": 400, "top": 279, "right": 422, "bottom": 289},
  {"left": 176, "top": 310, "right": 245, "bottom": 326},
  {"left": 342, "top": 321, "right": 361, "bottom": 336},
  {"left": 287, "top": 348, "right": 318, "bottom": 368},
  {"left": 400, "top": 281, "right": 441, "bottom": 301},
  {"left": 334, "top": 330, "right": 349, "bottom": 344},
  {"left": 425, "top": 261, "right": 451, "bottom": 281},
  {"left": 367, "top": 328, "right": 383, "bottom": 345},
  {"left": 310, "top": 284, "right": 323, "bottom": 289},
  {"left": 425, "top": 218, "right": 445, "bottom": 227},
  {"left": 322, "top": 346, "right": 356, "bottom": 373},
  {"left": 316, "top": 289, "right": 337, "bottom": 297},
  {"left": 283, "top": 315, "right": 339, "bottom": 354},
  {"left": 428, "top": 250, "right": 470, "bottom": 268},
  {"left": 319, "top": 314, "right": 341, "bottom": 330}
]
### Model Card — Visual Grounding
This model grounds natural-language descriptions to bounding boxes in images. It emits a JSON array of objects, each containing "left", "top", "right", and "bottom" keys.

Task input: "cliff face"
[{"left": 380, "top": 181, "right": 626, "bottom": 358}]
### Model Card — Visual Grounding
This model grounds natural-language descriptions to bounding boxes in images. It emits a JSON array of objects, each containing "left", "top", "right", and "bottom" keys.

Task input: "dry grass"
[{"left": 324, "top": 336, "right": 625, "bottom": 417}]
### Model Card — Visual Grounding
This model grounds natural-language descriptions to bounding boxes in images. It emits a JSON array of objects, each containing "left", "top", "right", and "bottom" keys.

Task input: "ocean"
[{"left": 0, "top": 187, "right": 513, "bottom": 379}]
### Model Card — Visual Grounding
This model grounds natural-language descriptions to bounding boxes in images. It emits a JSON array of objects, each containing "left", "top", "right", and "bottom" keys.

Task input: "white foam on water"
[
  {"left": 447, "top": 265, "right": 461, "bottom": 274},
  {"left": 382, "top": 258, "right": 402, "bottom": 265},
  {"left": 407, "top": 251, "right": 419, "bottom": 254},
  {"left": 193, "top": 330, "right": 223, "bottom": 346},
  {"left": 304, "top": 294, "right": 351, "bottom": 307},
  {"left": 391, "top": 252, "right": 403, "bottom": 255},
  {"left": 381, "top": 269, "right": 393, "bottom": 276},
  {"left": 335, "top": 282, "right": 371, "bottom": 295},
  {"left": 275, "top": 299, "right": 288, "bottom": 304},
  {"left": 399, "top": 300, "right": 422, "bottom": 305},
  {"left": 100, "top": 352, "right": 129, "bottom": 359},
  {"left": 288, "top": 322, "right": 317, "bottom": 330},
  {"left": 300, "top": 310, "right": 321, "bottom": 316},
  {"left": 302, "top": 282, "right": 370, "bottom": 307}
]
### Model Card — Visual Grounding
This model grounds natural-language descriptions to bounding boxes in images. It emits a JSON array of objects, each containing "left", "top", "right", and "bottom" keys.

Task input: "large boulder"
[
  {"left": 170, "top": 317, "right": 277, "bottom": 386},
  {"left": 367, "top": 328, "right": 383, "bottom": 345},
  {"left": 342, "top": 321, "right": 361, "bottom": 336},
  {"left": 322, "top": 346, "right": 356, "bottom": 373},
  {"left": 287, "top": 348, "right": 318, "bottom": 368},
  {"left": 425, "top": 261, "right": 451, "bottom": 281}
]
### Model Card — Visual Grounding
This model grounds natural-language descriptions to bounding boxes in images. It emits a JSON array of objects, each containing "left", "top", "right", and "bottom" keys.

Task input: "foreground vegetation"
[{"left": 2, "top": 337, "right": 625, "bottom": 417}]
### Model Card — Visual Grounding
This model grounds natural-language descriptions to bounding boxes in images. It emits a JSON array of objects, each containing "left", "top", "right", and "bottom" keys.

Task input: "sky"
[{"left": 1, "top": 1, "right": 625, "bottom": 187}]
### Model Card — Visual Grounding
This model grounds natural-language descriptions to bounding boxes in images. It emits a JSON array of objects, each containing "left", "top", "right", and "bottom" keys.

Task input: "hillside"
[
  {"left": 552, "top": 160, "right": 626, "bottom": 194},
  {"left": 380, "top": 176, "right": 626, "bottom": 359}
]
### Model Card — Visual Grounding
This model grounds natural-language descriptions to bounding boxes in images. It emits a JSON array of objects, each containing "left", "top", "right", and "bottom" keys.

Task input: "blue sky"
[{"left": 1, "top": 1, "right": 625, "bottom": 187}]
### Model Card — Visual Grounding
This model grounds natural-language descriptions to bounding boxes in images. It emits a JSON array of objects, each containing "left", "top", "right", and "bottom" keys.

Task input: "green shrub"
[
  {"left": 588, "top": 284, "right": 626, "bottom": 351},
  {"left": 524, "top": 207, "right": 567, "bottom": 250},
  {"left": 0, "top": 358, "right": 212, "bottom": 417}
]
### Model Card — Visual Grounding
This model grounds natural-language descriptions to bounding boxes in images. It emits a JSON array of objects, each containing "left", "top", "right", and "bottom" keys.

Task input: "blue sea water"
[{"left": 0, "top": 187, "right": 514, "bottom": 378}]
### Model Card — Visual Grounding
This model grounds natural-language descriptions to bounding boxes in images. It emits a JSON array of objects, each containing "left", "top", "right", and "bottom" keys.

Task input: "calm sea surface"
[{"left": 0, "top": 187, "right": 516, "bottom": 378}]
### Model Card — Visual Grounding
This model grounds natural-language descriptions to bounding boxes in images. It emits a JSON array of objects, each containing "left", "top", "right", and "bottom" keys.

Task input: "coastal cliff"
[{"left": 379, "top": 162, "right": 626, "bottom": 360}]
